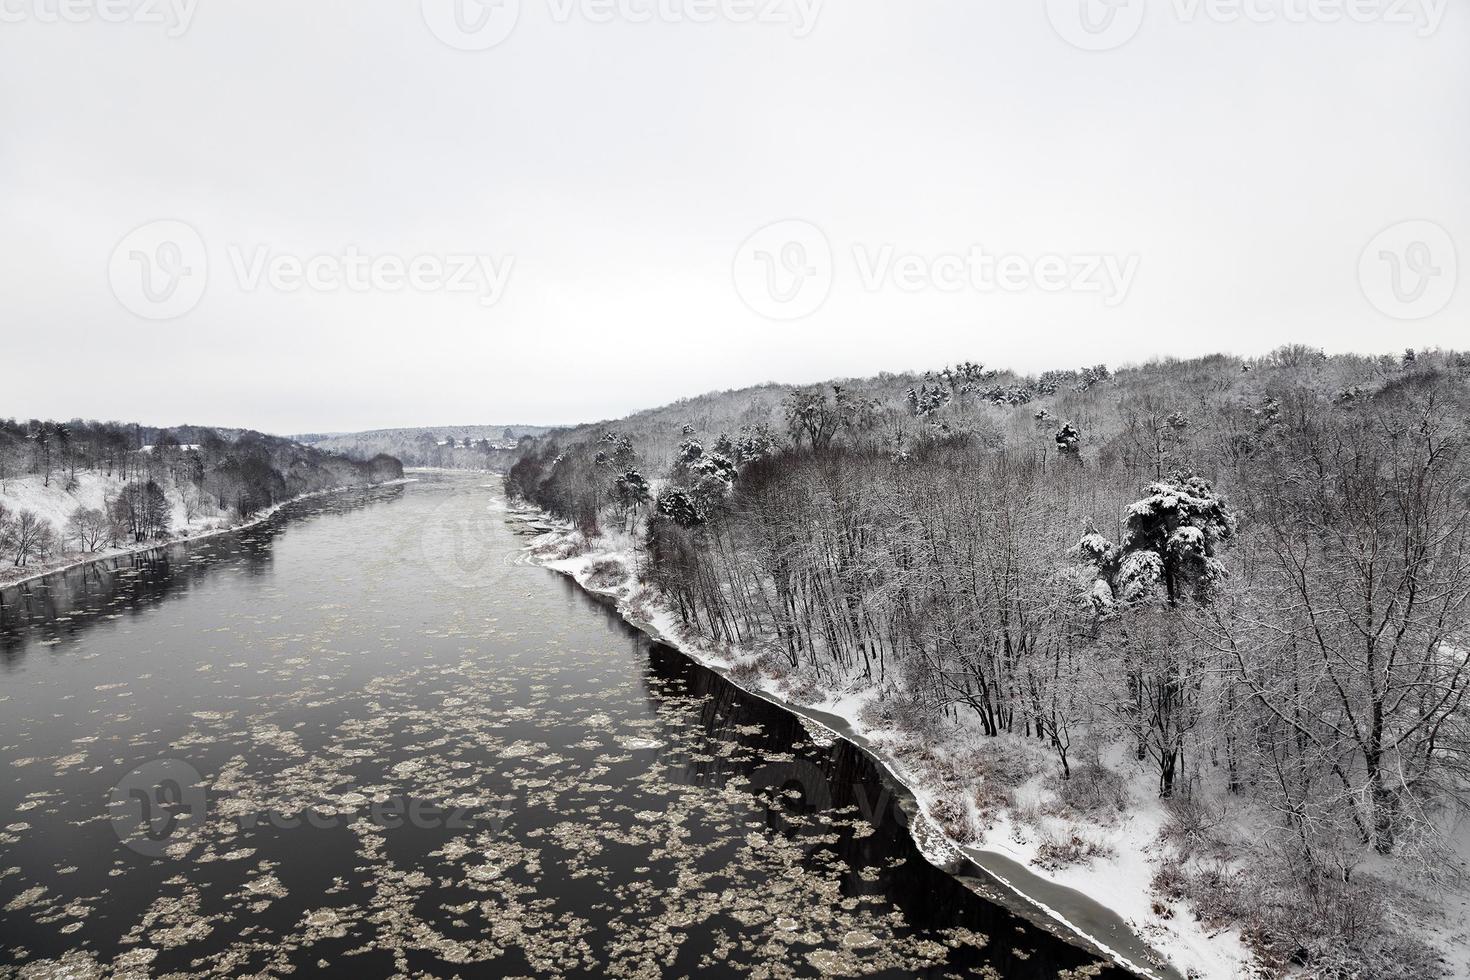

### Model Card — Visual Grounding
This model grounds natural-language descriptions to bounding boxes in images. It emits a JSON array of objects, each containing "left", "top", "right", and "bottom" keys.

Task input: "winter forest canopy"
[
  {"left": 298, "top": 425, "right": 549, "bottom": 471},
  {"left": 507, "top": 346, "right": 1470, "bottom": 978},
  {"left": 0, "top": 419, "right": 402, "bottom": 572}
]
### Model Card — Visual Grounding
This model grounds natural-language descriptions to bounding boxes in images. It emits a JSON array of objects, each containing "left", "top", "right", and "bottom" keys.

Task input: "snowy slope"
[
  {"left": 0, "top": 472, "right": 224, "bottom": 541},
  {"left": 510, "top": 507, "right": 1259, "bottom": 980},
  {"left": 0, "top": 472, "right": 232, "bottom": 587},
  {"left": 0, "top": 472, "right": 411, "bottom": 588}
]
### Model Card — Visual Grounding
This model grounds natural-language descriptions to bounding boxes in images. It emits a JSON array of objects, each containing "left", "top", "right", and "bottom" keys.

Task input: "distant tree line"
[
  {"left": 301, "top": 426, "right": 547, "bottom": 472},
  {"left": 0, "top": 419, "right": 402, "bottom": 570}
]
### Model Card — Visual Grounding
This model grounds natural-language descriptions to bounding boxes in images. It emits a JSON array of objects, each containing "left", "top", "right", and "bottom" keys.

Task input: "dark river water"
[{"left": 0, "top": 474, "right": 1125, "bottom": 979}]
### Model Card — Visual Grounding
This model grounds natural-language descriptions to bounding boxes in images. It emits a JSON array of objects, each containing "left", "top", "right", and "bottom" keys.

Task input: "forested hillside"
[
  {"left": 508, "top": 347, "right": 1470, "bottom": 979},
  {"left": 300, "top": 425, "right": 550, "bottom": 471},
  {"left": 0, "top": 419, "right": 402, "bottom": 579}
]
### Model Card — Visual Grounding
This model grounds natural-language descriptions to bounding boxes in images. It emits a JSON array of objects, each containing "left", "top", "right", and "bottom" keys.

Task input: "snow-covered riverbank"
[
  {"left": 508, "top": 504, "right": 1257, "bottom": 980},
  {"left": 0, "top": 474, "right": 414, "bottom": 590}
]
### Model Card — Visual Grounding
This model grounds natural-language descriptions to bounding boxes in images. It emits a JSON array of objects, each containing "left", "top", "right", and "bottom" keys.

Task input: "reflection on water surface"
[{"left": 0, "top": 476, "right": 1123, "bottom": 979}]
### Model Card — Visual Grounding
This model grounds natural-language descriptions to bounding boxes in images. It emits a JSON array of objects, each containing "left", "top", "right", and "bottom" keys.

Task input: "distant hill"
[
  {"left": 297, "top": 425, "right": 552, "bottom": 470},
  {"left": 532, "top": 373, "right": 981, "bottom": 470}
]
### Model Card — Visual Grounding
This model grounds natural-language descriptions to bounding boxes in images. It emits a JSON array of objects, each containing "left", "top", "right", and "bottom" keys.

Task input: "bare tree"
[
  {"left": 4, "top": 509, "right": 56, "bottom": 567},
  {"left": 66, "top": 506, "right": 112, "bottom": 553},
  {"left": 1229, "top": 391, "right": 1470, "bottom": 853}
]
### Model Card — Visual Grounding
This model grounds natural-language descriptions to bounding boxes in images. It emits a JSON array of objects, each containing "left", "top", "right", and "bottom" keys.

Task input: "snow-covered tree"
[
  {"left": 676, "top": 439, "right": 703, "bottom": 469},
  {"left": 613, "top": 470, "right": 651, "bottom": 529},
  {"left": 733, "top": 425, "right": 779, "bottom": 466},
  {"left": 1081, "top": 475, "right": 1235, "bottom": 608},
  {"left": 1055, "top": 422, "right": 1081, "bottom": 457},
  {"left": 690, "top": 454, "right": 737, "bottom": 515},
  {"left": 655, "top": 488, "right": 702, "bottom": 529},
  {"left": 1076, "top": 364, "right": 1111, "bottom": 390},
  {"left": 906, "top": 377, "right": 949, "bottom": 418},
  {"left": 785, "top": 387, "right": 843, "bottom": 449},
  {"left": 598, "top": 431, "right": 636, "bottom": 472}
]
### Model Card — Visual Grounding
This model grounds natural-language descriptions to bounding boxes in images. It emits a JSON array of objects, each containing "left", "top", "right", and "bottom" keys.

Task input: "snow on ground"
[
  {"left": 0, "top": 471, "right": 227, "bottom": 540},
  {"left": 965, "top": 774, "right": 1251, "bottom": 980},
  {"left": 510, "top": 508, "right": 1258, "bottom": 980},
  {"left": 1430, "top": 818, "right": 1470, "bottom": 979},
  {"left": 783, "top": 689, "right": 1253, "bottom": 980},
  {"left": 0, "top": 472, "right": 413, "bottom": 589}
]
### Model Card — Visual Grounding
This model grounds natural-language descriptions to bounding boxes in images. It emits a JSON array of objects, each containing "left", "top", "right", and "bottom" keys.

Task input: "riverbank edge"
[
  {"left": 504, "top": 503, "right": 1197, "bottom": 980},
  {"left": 0, "top": 478, "right": 417, "bottom": 591}
]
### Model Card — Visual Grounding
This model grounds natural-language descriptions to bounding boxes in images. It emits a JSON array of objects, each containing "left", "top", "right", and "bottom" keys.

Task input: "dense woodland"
[
  {"left": 300, "top": 425, "right": 549, "bottom": 471},
  {"left": 509, "top": 347, "right": 1470, "bottom": 978},
  {"left": 0, "top": 420, "right": 402, "bottom": 570}
]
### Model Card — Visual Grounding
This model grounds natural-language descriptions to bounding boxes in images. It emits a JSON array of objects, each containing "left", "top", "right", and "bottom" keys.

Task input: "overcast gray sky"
[{"left": 1, "top": 0, "right": 1466, "bottom": 433}]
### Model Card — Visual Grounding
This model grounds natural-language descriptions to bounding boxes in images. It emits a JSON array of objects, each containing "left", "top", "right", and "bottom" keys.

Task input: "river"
[{"left": 0, "top": 473, "right": 1127, "bottom": 979}]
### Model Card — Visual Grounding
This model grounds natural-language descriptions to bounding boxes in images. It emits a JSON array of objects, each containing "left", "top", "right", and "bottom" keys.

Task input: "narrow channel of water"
[{"left": 0, "top": 473, "right": 1127, "bottom": 978}]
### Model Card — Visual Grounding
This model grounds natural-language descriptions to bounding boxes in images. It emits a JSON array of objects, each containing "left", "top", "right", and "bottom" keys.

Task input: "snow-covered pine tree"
[
  {"left": 1079, "top": 474, "right": 1236, "bottom": 608},
  {"left": 655, "top": 488, "right": 702, "bottom": 529},
  {"left": 1055, "top": 422, "right": 1081, "bottom": 458}
]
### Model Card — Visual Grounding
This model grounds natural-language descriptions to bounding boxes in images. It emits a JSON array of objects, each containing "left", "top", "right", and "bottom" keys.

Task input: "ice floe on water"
[{"left": 0, "top": 477, "right": 1125, "bottom": 979}]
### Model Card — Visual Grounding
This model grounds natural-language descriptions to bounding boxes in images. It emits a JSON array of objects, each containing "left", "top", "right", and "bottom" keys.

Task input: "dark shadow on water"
[
  {"left": 0, "top": 484, "right": 407, "bottom": 666},
  {"left": 554, "top": 573, "right": 1131, "bottom": 979},
  {"left": 0, "top": 479, "right": 1133, "bottom": 978}
]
